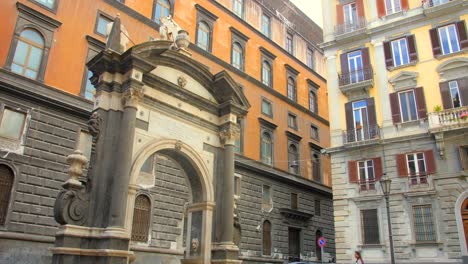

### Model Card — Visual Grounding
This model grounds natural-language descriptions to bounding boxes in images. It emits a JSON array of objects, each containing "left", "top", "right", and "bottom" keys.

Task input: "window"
[
  {"left": 449, "top": 80, "right": 462, "bottom": 108},
  {"left": 352, "top": 100, "right": 368, "bottom": 141},
  {"left": 361, "top": 209, "right": 380, "bottom": 244},
  {"left": 309, "top": 90, "right": 317, "bottom": 113},
  {"left": 83, "top": 70, "right": 95, "bottom": 100},
  {"left": 358, "top": 160, "right": 375, "bottom": 191},
  {"left": 260, "top": 132, "right": 273, "bottom": 165},
  {"left": 95, "top": 14, "right": 112, "bottom": 37},
  {"left": 261, "top": 61, "right": 272, "bottom": 87},
  {"left": 131, "top": 195, "right": 151, "bottom": 242},
  {"left": 286, "top": 32, "right": 293, "bottom": 54},
  {"left": 234, "top": 119, "right": 243, "bottom": 153},
  {"left": 310, "top": 125, "right": 319, "bottom": 141},
  {"left": 0, "top": 165, "right": 14, "bottom": 226},
  {"left": 262, "top": 185, "right": 273, "bottom": 211},
  {"left": 233, "top": 0, "right": 243, "bottom": 18},
  {"left": 413, "top": 205, "right": 436, "bottom": 242},
  {"left": 407, "top": 152, "right": 427, "bottom": 185},
  {"left": 314, "top": 199, "right": 321, "bottom": 216},
  {"left": 261, "top": 99, "right": 273, "bottom": 117},
  {"left": 262, "top": 220, "right": 272, "bottom": 255},
  {"left": 33, "top": 0, "right": 55, "bottom": 10},
  {"left": 343, "top": 3, "right": 357, "bottom": 26},
  {"left": 347, "top": 50, "right": 364, "bottom": 83},
  {"left": 430, "top": 21, "right": 467, "bottom": 57},
  {"left": 391, "top": 38, "right": 410, "bottom": 67},
  {"left": 232, "top": 42, "right": 243, "bottom": 70},
  {"left": 291, "top": 193, "right": 298, "bottom": 210},
  {"left": 81, "top": 37, "right": 104, "bottom": 101},
  {"left": 287, "top": 77, "right": 296, "bottom": 101},
  {"left": 458, "top": 145, "right": 468, "bottom": 171},
  {"left": 438, "top": 24, "right": 460, "bottom": 55},
  {"left": 306, "top": 48, "right": 314, "bottom": 69},
  {"left": 0, "top": 108, "right": 27, "bottom": 140},
  {"left": 153, "top": 0, "right": 171, "bottom": 24},
  {"left": 287, "top": 113, "right": 297, "bottom": 130},
  {"left": 431, "top": 0, "right": 451, "bottom": 6},
  {"left": 196, "top": 21, "right": 210, "bottom": 51},
  {"left": 398, "top": 90, "right": 418, "bottom": 122},
  {"left": 261, "top": 14, "right": 271, "bottom": 38},
  {"left": 385, "top": 0, "right": 401, "bottom": 15},
  {"left": 311, "top": 151, "right": 321, "bottom": 182},
  {"left": 288, "top": 143, "right": 299, "bottom": 174},
  {"left": 11, "top": 29, "right": 44, "bottom": 80},
  {"left": 234, "top": 175, "right": 241, "bottom": 197}
]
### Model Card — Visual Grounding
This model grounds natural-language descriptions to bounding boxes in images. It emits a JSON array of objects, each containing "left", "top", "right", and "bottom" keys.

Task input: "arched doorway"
[
  {"left": 463, "top": 198, "right": 468, "bottom": 251},
  {"left": 316, "top": 230, "right": 323, "bottom": 261},
  {"left": 127, "top": 139, "right": 215, "bottom": 263}
]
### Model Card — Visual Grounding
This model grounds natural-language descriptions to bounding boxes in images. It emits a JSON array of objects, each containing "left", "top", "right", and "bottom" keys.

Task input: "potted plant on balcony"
[
  {"left": 433, "top": 105, "right": 442, "bottom": 112},
  {"left": 460, "top": 112, "right": 468, "bottom": 120}
]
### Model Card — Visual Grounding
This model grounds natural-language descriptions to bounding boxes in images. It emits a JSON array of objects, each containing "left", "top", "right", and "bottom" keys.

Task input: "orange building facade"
[{"left": 0, "top": 0, "right": 334, "bottom": 263}]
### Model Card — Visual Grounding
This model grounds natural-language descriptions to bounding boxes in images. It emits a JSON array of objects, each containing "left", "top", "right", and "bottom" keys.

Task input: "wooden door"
[
  {"left": 288, "top": 227, "right": 301, "bottom": 261},
  {"left": 462, "top": 198, "right": 468, "bottom": 250}
]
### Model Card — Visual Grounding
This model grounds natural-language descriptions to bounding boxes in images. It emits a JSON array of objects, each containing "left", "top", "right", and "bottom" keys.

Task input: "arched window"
[
  {"left": 288, "top": 144, "right": 299, "bottom": 174},
  {"left": 196, "top": 21, "right": 210, "bottom": 51},
  {"left": 0, "top": 165, "right": 14, "bottom": 226},
  {"left": 11, "top": 29, "right": 45, "bottom": 80},
  {"left": 262, "top": 61, "right": 272, "bottom": 87},
  {"left": 262, "top": 220, "right": 272, "bottom": 255},
  {"left": 312, "top": 152, "right": 321, "bottom": 182},
  {"left": 232, "top": 42, "right": 243, "bottom": 70},
  {"left": 309, "top": 90, "right": 318, "bottom": 113},
  {"left": 260, "top": 132, "right": 273, "bottom": 165},
  {"left": 287, "top": 77, "right": 296, "bottom": 101},
  {"left": 153, "top": 0, "right": 171, "bottom": 24},
  {"left": 131, "top": 194, "right": 151, "bottom": 242}
]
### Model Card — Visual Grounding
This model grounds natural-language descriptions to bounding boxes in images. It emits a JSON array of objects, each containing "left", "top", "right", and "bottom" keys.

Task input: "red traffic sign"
[{"left": 317, "top": 237, "right": 326, "bottom": 248}]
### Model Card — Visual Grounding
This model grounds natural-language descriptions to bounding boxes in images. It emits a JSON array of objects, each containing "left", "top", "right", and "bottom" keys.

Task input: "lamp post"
[{"left": 380, "top": 174, "right": 395, "bottom": 264}]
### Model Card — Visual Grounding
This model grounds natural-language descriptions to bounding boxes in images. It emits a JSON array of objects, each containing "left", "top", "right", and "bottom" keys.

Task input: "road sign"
[{"left": 317, "top": 237, "right": 326, "bottom": 248}]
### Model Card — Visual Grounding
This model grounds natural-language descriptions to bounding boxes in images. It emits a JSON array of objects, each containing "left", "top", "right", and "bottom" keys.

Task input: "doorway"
[
  {"left": 288, "top": 227, "right": 301, "bottom": 262},
  {"left": 463, "top": 198, "right": 468, "bottom": 251},
  {"left": 316, "top": 230, "right": 323, "bottom": 261}
]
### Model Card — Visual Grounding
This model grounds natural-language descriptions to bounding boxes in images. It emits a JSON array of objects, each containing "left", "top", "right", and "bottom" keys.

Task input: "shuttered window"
[
  {"left": 413, "top": 205, "right": 436, "bottom": 242},
  {"left": 384, "top": 35, "right": 417, "bottom": 68},
  {"left": 263, "top": 220, "right": 272, "bottom": 255},
  {"left": 0, "top": 165, "right": 14, "bottom": 226},
  {"left": 396, "top": 150, "right": 436, "bottom": 184},
  {"left": 361, "top": 209, "right": 380, "bottom": 244},
  {"left": 131, "top": 195, "right": 151, "bottom": 242},
  {"left": 378, "top": 0, "right": 408, "bottom": 17},
  {"left": 344, "top": 98, "right": 377, "bottom": 142},
  {"left": 430, "top": 21, "right": 468, "bottom": 57},
  {"left": 349, "top": 157, "right": 383, "bottom": 190},
  {"left": 439, "top": 78, "right": 468, "bottom": 109},
  {"left": 389, "top": 87, "right": 427, "bottom": 124}
]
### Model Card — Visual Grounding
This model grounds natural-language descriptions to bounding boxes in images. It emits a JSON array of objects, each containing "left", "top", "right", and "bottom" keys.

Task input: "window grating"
[
  {"left": 361, "top": 209, "right": 380, "bottom": 244},
  {"left": 413, "top": 205, "right": 436, "bottom": 242},
  {"left": 0, "top": 165, "right": 14, "bottom": 225},
  {"left": 131, "top": 195, "right": 151, "bottom": 242}
]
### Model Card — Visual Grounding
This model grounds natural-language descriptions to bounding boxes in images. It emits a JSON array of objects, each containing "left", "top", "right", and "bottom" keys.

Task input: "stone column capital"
[
  {"left": 219, "top": 123, "right": 240, "bottom": 146},
  {"left": 371, "top": 38, "right": 385, "bottom": 47},
  {"left": 122, "top": 86, "right": 145, "bottom": 108}
]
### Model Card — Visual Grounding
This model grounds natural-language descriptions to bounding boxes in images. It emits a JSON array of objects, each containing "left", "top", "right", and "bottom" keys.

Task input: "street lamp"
[{"left": 379, "top": 173, "right": 395, "bottom": 264}]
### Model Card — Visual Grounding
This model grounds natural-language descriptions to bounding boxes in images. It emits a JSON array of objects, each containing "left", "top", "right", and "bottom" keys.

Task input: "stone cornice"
[
  {"left": 17, "top": 2, "right": 62, "bottom": 29},
  {"left": 195, "top": 4, "right": 219, "bottom": 21}
]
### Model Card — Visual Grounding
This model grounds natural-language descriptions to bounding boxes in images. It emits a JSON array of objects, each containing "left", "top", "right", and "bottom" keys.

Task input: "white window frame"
[
  {"left": 438, "top": 24, "right": 460, "bottom": 55},
  {"left": 347, "top": 50, "right": 364, "bottom": 83},
  {"left": 343, "top": 3, "right": 357, "bottom": 25},
  {"left": 385, "top": 0, "right": 402, "bottom": 15},
  {"left": 391, "top": 38, "right": 410, "bottom": 67},
  {"left": 406, "top": 152, "right": 427, "bottom": 185},
  {"left": 352, "top": 100, "right": 368, "bottom": 141},
  {"left": 357, "top": 160, "right": 375, "bottom": 191},
  {"left": 449, "top": 81, "right": 463, "bottom": 108},
  {"left": 398, "top": 90, "right": 418, "bottom": 122}
]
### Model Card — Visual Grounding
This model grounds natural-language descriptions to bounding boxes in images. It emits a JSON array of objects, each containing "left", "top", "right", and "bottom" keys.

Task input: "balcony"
[
  {"left": 423, "top": 0, "right": 464, "bottom": 18},
  {"left": 408, "top": 173, "right": 429, "bottom": 187},
  {"left": 343, "top": 124, "right": 380, "bottom": 144},
  {"left": 358, "top": 179, "right": 376, "bottom": 192},
  {"left": 335, "top": 17, "right": 367, "bottom": 42},
  {"left": 338, "top": 67, "right": 374, "bottom": 96},
  {"left": 428, "top": 106, "right": 468, "bottom": 133}
]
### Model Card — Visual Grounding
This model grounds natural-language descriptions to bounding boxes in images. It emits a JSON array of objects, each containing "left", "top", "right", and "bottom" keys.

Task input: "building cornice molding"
[{"left": 17, "top": 2, "right": 62, "bottom": 29}]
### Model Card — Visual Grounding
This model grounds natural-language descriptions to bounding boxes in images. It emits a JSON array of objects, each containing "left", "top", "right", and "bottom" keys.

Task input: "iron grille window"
[
  {"left": 262, "top": 220, "right": 272, "bottom": 255},
  {"left": 131, "top": 195, "right": 151, "bottom": 242},
  {"left": 315, "top": 199, "right": 321, "bottom": 216},
  {"left": 262, "top": 185, "right": 273, "bottom": 211},
  {"left": 291, "top": 193, "right": 298, "bottom": 210},
  {"left": 0, "top": 165, "right": 14, "bottom": 226},
  {"left": 413, "top": 205, "right": 436, "bottom": 242},
  {"left": 361, "top": 209, "right": 380, "bottom": 244}
]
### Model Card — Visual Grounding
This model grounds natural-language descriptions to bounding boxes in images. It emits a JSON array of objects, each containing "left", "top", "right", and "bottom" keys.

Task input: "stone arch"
[{"left": 455, "top": 190, "right": 468, "bottom": 256}]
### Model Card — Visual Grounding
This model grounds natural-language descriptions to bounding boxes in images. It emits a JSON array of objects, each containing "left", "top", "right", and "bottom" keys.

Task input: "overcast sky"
[{"left": 290, "top": 0, "right": 323, "bottom": 28}]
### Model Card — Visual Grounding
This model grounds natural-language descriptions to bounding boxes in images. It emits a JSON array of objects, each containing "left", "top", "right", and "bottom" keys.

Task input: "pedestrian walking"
[{"left": 354, "top": 251, "right": 364, "bottom": 264}]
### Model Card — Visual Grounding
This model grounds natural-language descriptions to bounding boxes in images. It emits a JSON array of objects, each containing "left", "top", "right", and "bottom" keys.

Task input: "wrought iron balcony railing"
[
  {"left": 358, "top": 179, "right": 376, "bottom": 192},
  {"left": 428, "top": 106, "right": 468, "bottom": 131},
  {"left": 338, "top": 67, "right": 373, "bottom": 87},
  {"left": 344, "top": 124, "right": 380, "bottom": 143},
  {"left": 423, "top": 0, "right": 452, "bottom": 8},
  {"left": 408, "top": 173, "right": 429, "bottom": 187},
  {"left": 335, "top": 17, "right": 367, "bottom": 35}
]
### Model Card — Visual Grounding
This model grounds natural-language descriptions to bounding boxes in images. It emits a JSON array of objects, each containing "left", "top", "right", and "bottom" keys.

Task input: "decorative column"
[
  {"left": 371, "top": 39, "right": 394, "bottom": 134},
  {"left": 322, "top": 0, "right": 335, "bottom": 43},
  {"left": 212, "top": 119, "right": 241, "bottom": 264},
  {"left": 368, "top": 0, "right": 379, "bottom": 23}
]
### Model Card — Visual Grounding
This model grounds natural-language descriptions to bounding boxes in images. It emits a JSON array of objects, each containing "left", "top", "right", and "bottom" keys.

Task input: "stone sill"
[
  {"left": 387, "top": 61, "right": 417, "bottom": 72},
  {"left": 435, "top": 49, "right": 468, "bottom": 61},
  {"left": 239, "top": 256, "right": 284, "bottom": 263},
  {"left": 357, "top": 243, "right": 385, "bottom": 250},
  {"left": 408, "top": 241, "right": 443, "bottom": 247}
]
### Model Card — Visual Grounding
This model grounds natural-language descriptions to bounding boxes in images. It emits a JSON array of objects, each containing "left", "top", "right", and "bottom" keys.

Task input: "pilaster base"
[
  {"left": 211, "top": 242, "right": 241, "bottom": 264},
  {"left": 51, "top": 225, "right": 134, "bottom": 264}
]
